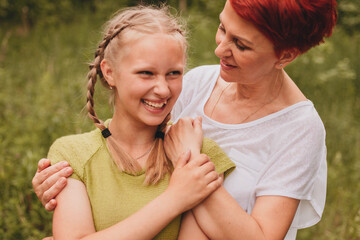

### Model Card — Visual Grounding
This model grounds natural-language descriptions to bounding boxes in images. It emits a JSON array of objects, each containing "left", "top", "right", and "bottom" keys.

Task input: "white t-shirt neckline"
[
  {"left": 172, "top": 65, "right": 327, "bottom": 239},
  {"left": 199, "top": 65, "right": 314, "bottom": 129}
]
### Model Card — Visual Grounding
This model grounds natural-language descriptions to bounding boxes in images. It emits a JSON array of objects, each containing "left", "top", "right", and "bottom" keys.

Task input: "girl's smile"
[
  {"left": 102, "top": 33, "right": 185, "bottom": 129},
  {"left": 142, "top": 99, "right": 168, "bottom": 112}
]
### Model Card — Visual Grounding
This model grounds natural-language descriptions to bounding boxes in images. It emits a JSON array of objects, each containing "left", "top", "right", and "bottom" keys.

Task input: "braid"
[
  {"left": 144, "top": 113, "right": 172, "bottom": 185},
  {"left": 86, "top": 55, "right": 105, "bottom": 130},
  {"left": 86, "top": 24, "right": 130, "bottom": 131},
  {"left": 158, "top": 113, "right": 171, "bottom": 133},
  {"left": 84, "top": 5, "right": 187, "bottom": 185}
]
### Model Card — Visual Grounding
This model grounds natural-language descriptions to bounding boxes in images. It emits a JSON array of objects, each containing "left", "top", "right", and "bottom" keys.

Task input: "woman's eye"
[
  {"left": 218, "top": 24, "right": 225, "bottom": 32},
  {"left": 233, "top": 39, "right": 250, "bottom": 51}
]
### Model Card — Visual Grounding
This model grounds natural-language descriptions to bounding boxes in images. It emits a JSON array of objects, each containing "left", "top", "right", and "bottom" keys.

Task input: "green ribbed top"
[{"left": 49, "top": 126, "right": 235, "bottom": 239}]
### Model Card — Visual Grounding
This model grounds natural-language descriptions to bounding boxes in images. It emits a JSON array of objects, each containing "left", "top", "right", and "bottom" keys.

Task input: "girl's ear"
[
  {"left": 100, "top": 59, "right": 115, "bottom": 87},
  {"left": 275, "top": 48, "right": 299, "bottom": 69}
]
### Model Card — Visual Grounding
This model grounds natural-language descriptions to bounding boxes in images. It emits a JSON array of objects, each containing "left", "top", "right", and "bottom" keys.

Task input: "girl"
[{"left": 48, "top": 5, "right": 234, "bottom": 240}]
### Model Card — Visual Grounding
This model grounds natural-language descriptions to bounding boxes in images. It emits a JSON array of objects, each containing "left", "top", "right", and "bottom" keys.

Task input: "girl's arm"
[
  {"left": 32, "top": 117, "right": 203, "bottom": 212},
  {"left": 53, "top": 151, "right": 222, "bottom": 240},
  {"left": 177, "top": 174, "right": 225, "bottom": 240}
]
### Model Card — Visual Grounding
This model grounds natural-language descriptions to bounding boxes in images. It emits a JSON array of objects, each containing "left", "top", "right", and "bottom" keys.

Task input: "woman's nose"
[{"left": 215, "top": 35, "right": 232, "bottom": 59}]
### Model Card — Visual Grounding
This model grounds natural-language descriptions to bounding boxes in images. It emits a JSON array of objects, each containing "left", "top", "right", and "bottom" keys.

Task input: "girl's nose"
[{"left": 154, "top": 77, "right": 170, "bottom": 97}]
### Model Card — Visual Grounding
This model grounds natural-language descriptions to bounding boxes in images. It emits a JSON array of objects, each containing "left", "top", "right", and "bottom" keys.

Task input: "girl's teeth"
[{"left": 144, "top": 100, "right": 167, "bottom": 108}]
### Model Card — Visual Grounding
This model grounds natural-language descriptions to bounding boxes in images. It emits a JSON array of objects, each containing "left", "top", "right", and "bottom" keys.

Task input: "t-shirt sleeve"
[
  {"left": 172, "top": 69, "right": 198, "bottom": 120},
  {"left": 172, "top": 65, "right": 220, "bottom": 121},
  {"left": 255, "top": 112, "right": 327, "bottom": 229},
  {"left": 47, "top": 136, "right": 83, "bottom": 181},
  {"left": 201, "top": 137, "right": 236, "bottom": 178}
]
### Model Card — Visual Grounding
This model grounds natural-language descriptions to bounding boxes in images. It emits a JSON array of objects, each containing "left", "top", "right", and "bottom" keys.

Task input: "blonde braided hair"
[
  {"left": 87, "top": 24, "right": 130, "bottom": 131},
  {"left": 86, "top": 5, "right": 187, "bottom": 184}
]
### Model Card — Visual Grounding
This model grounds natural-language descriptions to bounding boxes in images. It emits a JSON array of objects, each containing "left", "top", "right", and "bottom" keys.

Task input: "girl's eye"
[
  {"left": 138, "top": 71, "right": 153, "bottom": 75},
  {"left": 233, "top": 38, "right": 251, "bottom": 51},
  {"left": 168, "top": 71, "right": 182, "bottom": 76}
]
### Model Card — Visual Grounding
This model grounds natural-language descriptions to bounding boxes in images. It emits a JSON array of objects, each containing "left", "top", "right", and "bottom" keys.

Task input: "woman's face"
[
  {"left": 103, "top": 33, "right": 185, "bottom": 128},
  {"left": 215, "top": 1, "right": 280, "bottom": 85}
]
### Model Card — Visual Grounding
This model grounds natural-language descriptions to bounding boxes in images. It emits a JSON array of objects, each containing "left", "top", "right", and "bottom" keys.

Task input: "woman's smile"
[{"left": 220, "top": 59, "right": 237, "bottom": 70}]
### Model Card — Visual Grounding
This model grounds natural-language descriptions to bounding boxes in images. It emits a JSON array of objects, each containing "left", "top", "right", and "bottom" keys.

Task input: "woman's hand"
[
  {"left": 164, "top": 116, "right": 203, "bottom": 166},
  {"left": 166, "top": 150, "right": 222, "bottom": 213},
  {"left": 32, "top": 158, "right": 73, "bottom": 211}
]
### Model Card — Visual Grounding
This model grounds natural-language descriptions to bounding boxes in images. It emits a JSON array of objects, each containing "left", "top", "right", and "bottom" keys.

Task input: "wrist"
[
  {"left": 162, "top": 188, "right": 186, "bottom": 215},
  {"left": 189, "top": 146, "right": 201, "bottom": 158}
]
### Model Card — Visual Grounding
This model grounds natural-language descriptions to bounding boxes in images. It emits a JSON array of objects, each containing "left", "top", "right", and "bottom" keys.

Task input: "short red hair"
[{"left": 229, "top": 0, "right": 337, "bottom": 56}]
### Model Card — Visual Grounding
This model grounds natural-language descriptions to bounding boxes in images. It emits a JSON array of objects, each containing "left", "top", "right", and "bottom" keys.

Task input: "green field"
[{"left": 0, "top": 0, "right": 359, "bottom": 239}]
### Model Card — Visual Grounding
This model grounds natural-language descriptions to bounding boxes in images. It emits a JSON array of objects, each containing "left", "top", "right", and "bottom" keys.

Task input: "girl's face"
[
  {"left": 215, "top": 1, "right": 280, "bottom": 85},
  {"left": 103, "top": 33, "right": 185, "bottom": 128}
]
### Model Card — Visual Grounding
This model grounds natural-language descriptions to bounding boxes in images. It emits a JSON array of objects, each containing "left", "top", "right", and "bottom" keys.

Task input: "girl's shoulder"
[
  {"left": 48, "top": 128, "right": 104, "bottom": 169},
  {"left": 201, "top": 137, "right": 236, "bottom": 178}
]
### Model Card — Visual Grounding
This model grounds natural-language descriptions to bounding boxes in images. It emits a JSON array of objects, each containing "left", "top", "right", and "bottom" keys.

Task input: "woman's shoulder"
[
  {"left": 266, "top": 101, "right": 326, "bottom": 156},
  {"left": 184, "top": 65, "right": 220, "bottom": 82},
  {"left": 268, "top": 101, "right": 324, "bottom": 131},
  {"left": 284, "top": 101, "right": 324, "bottom": 131},
  {"left": 180, "top": 65, "right": 219, "bottom": 99}
]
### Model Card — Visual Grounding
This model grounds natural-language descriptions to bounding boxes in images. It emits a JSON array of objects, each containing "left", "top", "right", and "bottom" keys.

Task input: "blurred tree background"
[{"left": 0, "top": 0, "right": 359, "bottom": 239}]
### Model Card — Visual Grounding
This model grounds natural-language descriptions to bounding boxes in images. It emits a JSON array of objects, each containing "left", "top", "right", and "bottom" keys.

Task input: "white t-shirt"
[{"left": 172, "top": 65, "right": 327, "bottom": 239}]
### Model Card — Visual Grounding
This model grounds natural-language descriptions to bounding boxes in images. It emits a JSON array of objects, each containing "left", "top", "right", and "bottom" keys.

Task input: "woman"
[{"left": 33, "top": 0, "right": 337, "bottom": 239}]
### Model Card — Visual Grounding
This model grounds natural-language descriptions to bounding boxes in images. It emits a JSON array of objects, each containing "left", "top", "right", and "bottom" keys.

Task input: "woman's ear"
[
  {"left": 100, "top": 59, "right": 115, "bottom": 87},
  {"left": 276, "top": 48, "right": 300, "bottom": 69}
]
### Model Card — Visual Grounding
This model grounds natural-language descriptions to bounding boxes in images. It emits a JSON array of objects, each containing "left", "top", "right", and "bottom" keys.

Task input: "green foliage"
[
  {"left": 0, "top": 6, "right": 128, "bottom": 237},
  {"left": 337, "top": 0, "right": 360, "bottom": 35},
  {"left": 184, "top": 0, "right": 225, "bottom": 68},
  {"left": 285, "top": 29, "right": 360, "bottom": 239},
  {"left": 0, "top": 0, "right": 93, "bottom": 28},
  {"left": 0, "top": 0, "right": 359, "bottom": 239}
]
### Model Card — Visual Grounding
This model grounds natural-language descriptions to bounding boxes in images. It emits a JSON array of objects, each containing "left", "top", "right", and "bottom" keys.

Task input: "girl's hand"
[
  {"left": 166, "top": 150, "right": 222, "bottom": 213},
  {"left": 164, "top": 116, "right": 203, "bottom": 166},
  {"left": 32, "top": 158, "right": 73, "bottom": 211}
]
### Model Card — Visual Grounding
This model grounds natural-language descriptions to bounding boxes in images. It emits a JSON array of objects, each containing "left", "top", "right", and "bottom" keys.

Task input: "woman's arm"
[
  {"left": 165, "top": 119, "right": 299, "bottom": 240},
  {"left": 178, "top": 211, "right": 209, "bottom": 240},
  {"left": 32, "top": 117, "right": 203, "bottom": 213},
  {"left": 178, "top": 175, "right": 225, "bottom": 240},
  {"left": 53, "top": 151, "right": 222, "bottom": 240},
  {"left": 191, "top": 186, "right": 299, "bottom": 240}
]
